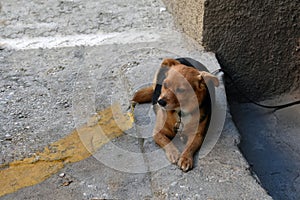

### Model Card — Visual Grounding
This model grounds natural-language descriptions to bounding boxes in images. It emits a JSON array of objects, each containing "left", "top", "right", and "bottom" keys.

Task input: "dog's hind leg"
[{"left": 131, "top": 86, "right": 153, "bottom": 104}]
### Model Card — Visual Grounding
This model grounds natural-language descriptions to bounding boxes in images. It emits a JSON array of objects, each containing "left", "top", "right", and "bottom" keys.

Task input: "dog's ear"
[
  {"left": 198, "top": 71, "right": 219, "bottom": 87},
  {"left": 161, "top": 58, "right": 181, "bottom": 68},
  {"left": 154, "top": 59, "right": 179, "bottom": 87},
  {"left": 156, "top": 59, "right": 180, "bottom": 85}
]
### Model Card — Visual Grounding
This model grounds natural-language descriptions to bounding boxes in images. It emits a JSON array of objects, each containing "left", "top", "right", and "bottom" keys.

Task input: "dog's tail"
[{"left": 131, "top": 86, "right": 154, "bottom": 104}]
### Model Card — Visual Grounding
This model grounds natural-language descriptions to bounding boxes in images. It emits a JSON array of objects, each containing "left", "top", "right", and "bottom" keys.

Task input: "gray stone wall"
[{"left": 163, "top": 0, "right": 300, "bottom": 101}]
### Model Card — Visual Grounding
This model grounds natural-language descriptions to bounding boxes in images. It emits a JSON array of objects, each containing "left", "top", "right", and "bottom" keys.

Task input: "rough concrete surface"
[
  {"left": 1, "top": 0, "right": 271, "bottom": 199},
  {"left": 231, "top": 94, "right": 300, "bottom": 200},
  {"left": 162, "top": 0, "right": 205, "bottom": 44},
  {"left": 163, "top": 0, "right": 300, "bottom": 101}
]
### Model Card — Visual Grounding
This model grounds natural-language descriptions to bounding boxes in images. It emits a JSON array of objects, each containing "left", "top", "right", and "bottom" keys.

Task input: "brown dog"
[{"left": 132, "top": 58, "right": 219, "bottom": 172}]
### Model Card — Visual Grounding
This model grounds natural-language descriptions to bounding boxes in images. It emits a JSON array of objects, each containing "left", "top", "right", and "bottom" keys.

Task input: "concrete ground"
[
  {"left": 0, "top": 0, "right": 271, "bottom": 199},
  {"left": 230, "top": 94, "right": 300, "bottom": 200}
]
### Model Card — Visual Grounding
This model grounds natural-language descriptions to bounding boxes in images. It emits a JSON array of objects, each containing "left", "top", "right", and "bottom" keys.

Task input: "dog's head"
[{"left": 157, "top": 59, "right": 219, "bottom": 113}]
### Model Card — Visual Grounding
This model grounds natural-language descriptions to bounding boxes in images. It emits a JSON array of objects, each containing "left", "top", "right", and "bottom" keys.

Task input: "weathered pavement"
[
  {"left": 0, "top": 0, "right": 271, "bottom": 199},
  {"left": 231, "top": 95, "right": 300, "bottom": 200}
]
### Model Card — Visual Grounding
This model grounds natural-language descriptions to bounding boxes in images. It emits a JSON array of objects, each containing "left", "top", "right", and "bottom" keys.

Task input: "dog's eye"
[
  {"left": 163, "top": 82, "right": 168, "bottom": 89},
  {"left": 176, "top": 88, "right": 185, "bottom": 93}
]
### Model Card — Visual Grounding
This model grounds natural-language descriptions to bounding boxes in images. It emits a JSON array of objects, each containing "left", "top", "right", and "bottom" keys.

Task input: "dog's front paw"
[
  {"left": 165, "top": 147, "right": 180, "bottom": 164},
  {"left": 178, "top": 154, "right": 193, "bottom": 172}
]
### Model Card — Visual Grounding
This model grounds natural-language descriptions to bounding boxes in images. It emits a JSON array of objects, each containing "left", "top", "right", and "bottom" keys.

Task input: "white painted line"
[{"left": 0, "top": 30, "right": 160, "bottom": 50}]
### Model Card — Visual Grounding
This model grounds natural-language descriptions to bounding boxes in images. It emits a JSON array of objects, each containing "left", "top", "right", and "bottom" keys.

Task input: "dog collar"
[
  {"left": 178, "top": 110, "right": 188, "bottom": 118},
  {"left": 173, "top": 110, "right": 207, "bottom": 136},
  {"left": 174, "top": 113, "right": 184, "bottom": 134},
  {"left": 178, "top": 108, "right": 207, "bottom": 123}
]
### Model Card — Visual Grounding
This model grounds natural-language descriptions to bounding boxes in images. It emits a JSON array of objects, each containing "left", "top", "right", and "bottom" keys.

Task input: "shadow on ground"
[{"left": 230, "top": 102, "right": 300, "bottom": 200}]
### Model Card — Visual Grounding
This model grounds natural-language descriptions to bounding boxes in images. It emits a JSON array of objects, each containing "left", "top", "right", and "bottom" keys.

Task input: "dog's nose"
[{"left": 157, "top": 99, "right": 167, "bottom": 107}]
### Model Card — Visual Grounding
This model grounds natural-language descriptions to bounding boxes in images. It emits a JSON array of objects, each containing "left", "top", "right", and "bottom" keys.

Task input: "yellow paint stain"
[{"left": 0, "top": 104, "right": 134, "bottom": 197}]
